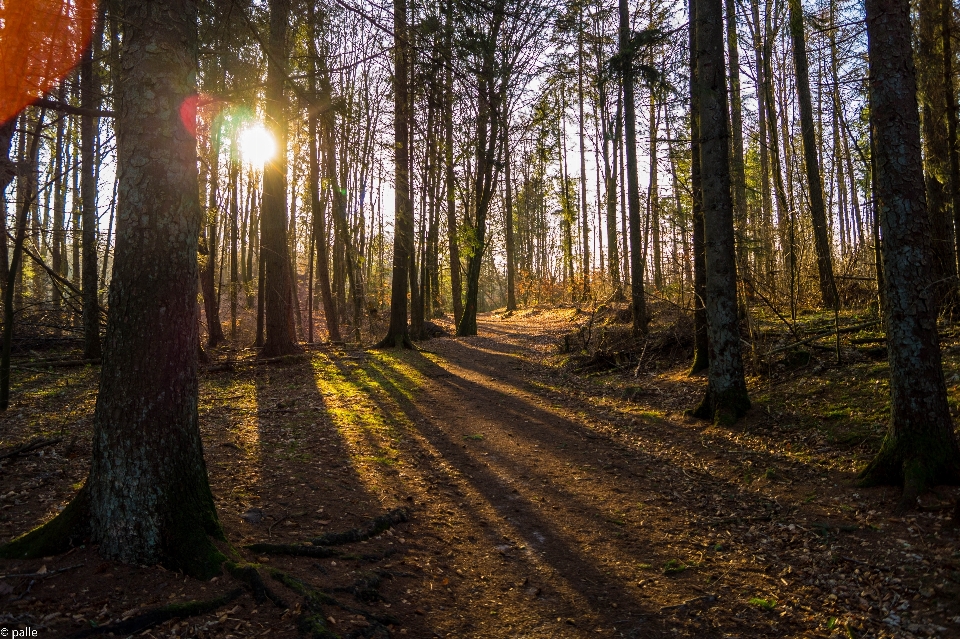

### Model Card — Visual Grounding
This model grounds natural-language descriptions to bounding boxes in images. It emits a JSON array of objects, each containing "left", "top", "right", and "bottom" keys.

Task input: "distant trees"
[{"left": 0, "top": 0, "right": 959, "bottom": 511}]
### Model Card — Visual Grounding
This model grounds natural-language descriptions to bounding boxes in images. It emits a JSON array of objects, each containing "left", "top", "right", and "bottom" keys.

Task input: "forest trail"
[{"left": 3, "top": 309, "right": 960, "bottom": 638}]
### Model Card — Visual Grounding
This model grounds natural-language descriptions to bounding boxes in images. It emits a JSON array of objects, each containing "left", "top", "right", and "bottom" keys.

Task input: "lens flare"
[
  {"left": 238, "top": 123, "right": 275, "bottom": 167},
  {"left": 0, "top": 0, "right": 97, "bottom": 124}
]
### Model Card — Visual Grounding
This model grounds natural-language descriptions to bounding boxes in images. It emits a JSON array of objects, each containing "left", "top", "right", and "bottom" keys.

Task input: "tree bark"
[
  {"left": 260, "top": 0, "right": 299, "bottom": 357},
  {"left": 691, "top": 0, "right": 751, "bottom": 424},
  {"left": 618, "top": 0, "right": 648, "bottom": 337},
  {"left": 917, "top": 0, "right": 957, "bottom": 303},
  {"left": 80, "top": 28, "right": 102, "bottom": 360},
  {"left": 1, "top": 0, "right": 226, "bottom": 576},
  {"left": 689, "top": 0, "right": 709, "bottom": 376},
  {"left": 577, "top": 5, "right": 590, "bottom": 300},
  {"left": 725, "top": 0, "right": 747, "bottom": 236},
  {"left": 378, "top": 0, "right": 413, "bottom": 348},
  {"left": 444, "top": 0, "right": 462, "bottom": 325},
  {"left": 859, "top": 0, "right": 960, "bottom": 506},
  {"left": 788, "top": 0, "right": 837, "bottom": 309}
]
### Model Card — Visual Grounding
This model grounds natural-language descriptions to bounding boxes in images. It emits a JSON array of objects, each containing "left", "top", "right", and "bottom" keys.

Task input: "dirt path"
[{"left": 2, "top": 310, "right": 959, "bottom": 638}]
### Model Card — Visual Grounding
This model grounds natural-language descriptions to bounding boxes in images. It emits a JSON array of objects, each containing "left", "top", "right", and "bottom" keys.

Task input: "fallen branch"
[
  {"left": 67, "top": 587, "right": 243, "bottom": 638},
  {"left": 245, "top": 543, "right": 339, "bottom": 559},
  {"left": 310, "top": 507, "right": 409, "bottom": 546},
  {"left": 660, "top": 593, "right": 718, "bottom": 612},
  {"left": 13, "top": 358, "right": 99, "bottom": 370},
  {"left": 764, "top": 320, "right": 880, "bottom": 358},
  {"left": 0, "top": 562, "right": 82, "bottom": 580},
  {"left": 0, "top": 437, "right": 62, "bottom": 461}
]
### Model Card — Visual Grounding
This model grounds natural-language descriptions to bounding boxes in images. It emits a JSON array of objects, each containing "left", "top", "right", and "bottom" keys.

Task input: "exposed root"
[
  {"left": 269, "top": 568, "right": 397, "bottom": 638},
  {"left": 0, "top": 485, "right": 89, "bottom": 559},
  {"left": 66, "top": 587, "right": 243, "bottom": 638},
  {"left": 225, "top": 562, "right": 288, "bottom": 608},
  {"left": 311, "top": 508, "right": 409, "bottom": 546},
  {"left": 246, "top": 543, "right": 340, "bottom": 558}
]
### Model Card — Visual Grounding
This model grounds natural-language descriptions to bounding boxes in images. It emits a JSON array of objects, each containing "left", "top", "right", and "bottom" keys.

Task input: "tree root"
[
  {"left": 66, "top": 587, "right": 243, "bottom": 638},
  {"left": 0, "top": 485, "right": 89, "bottom": 559},
  {"left": 311, "top": 508, "right": 409, "bottom": 546},
  {"left": 246, "top": 543, "right": 340, "bottom": 558},
  {"left": 269, "top": 568, "right": 397, "bottom": 638},
  {"left": 225, "top": 562, "right": 288, "bottom": 608},
  {"left": 246, "top": 544, "right": 402, "bottom": 567}
]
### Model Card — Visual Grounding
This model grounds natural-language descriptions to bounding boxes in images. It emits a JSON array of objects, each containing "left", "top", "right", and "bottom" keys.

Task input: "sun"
[{"left": 238, "top": 123, "right": 275, "bottom": 167}]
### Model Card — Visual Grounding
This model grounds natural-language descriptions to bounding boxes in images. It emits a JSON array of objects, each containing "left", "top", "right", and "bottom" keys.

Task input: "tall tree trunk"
[
  {"left": 80, "top": 28, "right": 102, "bottom": 360},
  {"left": 0, "top": 118, "right": 15, "bottom": 300},
  {"left": 229, "top": 143, "right": 240, "bottom": 341},
  {"left": 1, "top": 0, "right": 225, "bottom": 576},
  {"left": 788, "top": 0, "right": 838, "bottom": 309},
  {"left": 689, "top": 0, "right": 709, "bottom": 375},
  {"left": 444, "top": 0, "right": 462, "bottom": 325},
  {"left": 378, "top": 0, "right": 413, "bottom": 347},
  {"left": 945, "top": 0, "right": 960, "bottom": 275},
  {"left": 203, "top": 129, "right": 225, "bottom": 347},
  {"left": 618, "top": 0, "right": 648, "bottom": 336},
  {"left": 577, "top": 5, "right": 590, "bottom": 300},
  {"left": 601, "top": 72, "right": 622, "bottom": 298},
  {"left": 307, "top": 16, "right": 340, "bottom": 343},
  {"left": 0, "top": 112, "right": 45, "bottom": 411},
  {"left": 859, "top": 0, "right": 960, "bottom": 508},
  {"left": 649, "top": 94, "right": 662, "bottom": 290},
  {"left": 917, "top": 0, "right": 958, "bottom": 303},
  {"left": 725, "top": 0, "right": 748, "bottom": 236},
  {"left": 750, "top": 0, "right": 774, "bottom": 285},
  {"left": 691, "top": 0, "right": 751, "bottom": 424},
  {"left": 260, "top": 0, "right": 298, "bottom": 356},
  {"left": 505, "top": 130, "right": 517, "bottom": 311},
  {"left": 457, "top": 0, "right": 506, "bottom": 337}
]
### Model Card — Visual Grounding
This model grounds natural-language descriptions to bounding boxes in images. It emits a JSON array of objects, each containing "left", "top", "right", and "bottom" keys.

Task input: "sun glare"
[{"left": 238, "top": 123, "right": 275, "bottom": 167}]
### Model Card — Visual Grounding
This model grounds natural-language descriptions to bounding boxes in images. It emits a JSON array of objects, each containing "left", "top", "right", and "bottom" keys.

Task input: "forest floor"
[{"left": 3, "top": 306, "right": 960, "bottom": 638}]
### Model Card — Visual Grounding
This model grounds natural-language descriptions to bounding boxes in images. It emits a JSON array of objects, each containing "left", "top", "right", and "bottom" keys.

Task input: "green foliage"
[{"left": 748, "top": 597, "right": 777, "bottom": 609}]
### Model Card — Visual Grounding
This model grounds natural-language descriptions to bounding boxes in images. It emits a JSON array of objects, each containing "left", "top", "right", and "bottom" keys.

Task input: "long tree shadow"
[
  {"left": 200, "top": 351, "right": 439, "bottom": 637},
  {"left": 341, "top": 343, "right": 867, "bottom": 637},
  {"left": 326, "top": 349, "right": 731, "bottom": 637}
]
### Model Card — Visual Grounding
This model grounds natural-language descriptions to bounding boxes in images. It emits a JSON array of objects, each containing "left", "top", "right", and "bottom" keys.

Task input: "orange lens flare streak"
[{"left": 0, "top": 0, "right": 97, "bottom": 124}]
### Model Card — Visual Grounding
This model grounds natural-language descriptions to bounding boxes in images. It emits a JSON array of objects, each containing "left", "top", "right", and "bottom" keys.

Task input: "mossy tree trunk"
[
  {"left": 0, "top": 0, "right": 225, "bottom": 578},
  {"left": 859, "top": 0, "right": 960, "bottom": 506},
  {"left": 691, "top": 0, "right": 750, "bottom": 424},
  {"left": 917, "top": 0, "right": 958, "bottom": 305}
]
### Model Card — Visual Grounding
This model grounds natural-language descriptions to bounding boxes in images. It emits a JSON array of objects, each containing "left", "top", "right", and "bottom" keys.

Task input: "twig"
[
  {"left": 764, "top": 320, "right": 880, "bottom": 357},
  {"left": 0, "top": 563, "right": 83, "bottom": 580},
  {"left": 0, "top": 436, "right": 62, "bottom": 460}
]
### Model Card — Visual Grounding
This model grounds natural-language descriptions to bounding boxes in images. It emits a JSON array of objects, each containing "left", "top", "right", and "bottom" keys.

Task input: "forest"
[{"left": 2, "top": 0, "right": 960, "bottom": 636}]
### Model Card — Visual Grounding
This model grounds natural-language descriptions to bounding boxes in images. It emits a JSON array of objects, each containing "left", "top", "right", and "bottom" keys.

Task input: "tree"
[
  {"left": 690, "top": 0, "right": 750, "bottom": 424},
  {"left": 617, "top": 0, "right": 648, "bottom": 338},
  {"left": 688, "top": 0, "right": 708, "bottom": 375},
  {"left": 858, "top": 0, "right": 960, "bottom": 508},
  {"left": 787, "top": 0, "right": 837, "bottom": 310},
  {"left": 378, "top": 0, "right": 414, "bottom": 348},
  {"left": 80, "top": 16, "right": 102, "bottom": 360},
  {"left": 260, "top": 0, "right": 299, "bottom": 357},
  {"left": 0, "top": 0, "right": 225, "bottom": 577}
]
